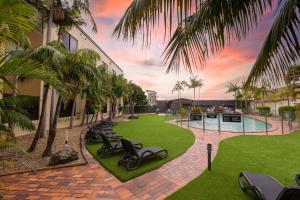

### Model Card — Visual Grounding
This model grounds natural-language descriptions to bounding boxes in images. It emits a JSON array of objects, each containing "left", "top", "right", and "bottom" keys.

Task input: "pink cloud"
[
  {"left": 135, "top": 80, "right": 158, "bottom": 89},
  {"left": 90, "top": 0, "right": 132, "bottom": 18}
]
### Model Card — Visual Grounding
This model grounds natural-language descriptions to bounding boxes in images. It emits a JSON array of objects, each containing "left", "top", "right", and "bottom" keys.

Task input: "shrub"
[
  {"left": 191, "top": 107, "right": 202, "bottom": 114},
  {"left": 256, "top": 106, "right": 270, "bottom": 115},
  {"left": 122, "top": 105, "right": 129, "bottom": 114},
  {"left": 179, "top": 107, "right": 188, "bottom": 118},
  {"left": 279, "top": 106, "right": 296, "bottom": 120},
  {"left": 278, "top": 106, "right": 296, "bottom": 112}
]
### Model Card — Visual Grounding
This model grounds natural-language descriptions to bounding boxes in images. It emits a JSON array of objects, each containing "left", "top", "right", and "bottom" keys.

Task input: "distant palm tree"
[
  {"left": 172, "top": 81, "right": 187, "bottom": 108},
  {"left": 258, "top": 80, "right": 270, "bottom": 106},
  {"left": 186, "top": 75, "right": 203, "bottom": 108},
  {"left": 114, "top": 1, "right": 300, "bottom": 86},
  {"left": 226, "top": 83, "right": 240, "bottom": 111},
  {"left": 240, "top": 81, "right": 252, "bottom": 112}
]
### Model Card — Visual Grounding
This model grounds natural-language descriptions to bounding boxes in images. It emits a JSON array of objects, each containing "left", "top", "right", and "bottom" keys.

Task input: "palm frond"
[
  {"left": 113, "top": 0, "right": 200, "bottom": 46},
  {"left": 0, "top": 0, "right": 38, "bottom": 51},
  {"left": 163, "top": 0, "right": 272, "bottom": 73},
  {"left": 2, "top": 110, "right": 35, "bottom": 131},
  {"left": 247, "top": 0, "right": 300, "bottom": 86},
  {"left": 0, "top": 55, "right": 64, "bottom": 93}
]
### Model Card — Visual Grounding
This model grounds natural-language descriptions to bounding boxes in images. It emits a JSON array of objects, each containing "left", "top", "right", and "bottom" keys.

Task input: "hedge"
[
  {"left": 257, "top": 106, "right": 270, "bottom": 114},
  {"left": 278, "top": 106, "right": 296, "bottom": 112}
]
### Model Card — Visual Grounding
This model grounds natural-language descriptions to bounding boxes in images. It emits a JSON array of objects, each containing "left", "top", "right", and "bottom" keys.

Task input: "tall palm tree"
[
  {"left": 27, "top": 0, "right": 97, "bottom": 130},
  {"left": 27, "top": 42, "right": 66, "bottom": 152},
  {"left": 226, "top": 83, "right": 240, "bottom": 111},
  {"left": 172, "top": 81, "right": 187, "bottom": 108},
  {"left": 42, "top": 44, "right": 100, "bottom": 157},
  {"left": 250, "top": 86, "right": 261, "bottom": 110},
  {"left": 114, "top": 1, "right": 300, "bottom": 86},
  {"left": 258, "top": 80, "right": 270, "bottom": 106},
  {"left": 186, "top": 75, "right": 203, "bottom": 108},
  {"left": 0, "top": 50, "right": 63, "bottom": 142},
  {"left": 67, "top": 49, "right": 100, "bottom": 129}
]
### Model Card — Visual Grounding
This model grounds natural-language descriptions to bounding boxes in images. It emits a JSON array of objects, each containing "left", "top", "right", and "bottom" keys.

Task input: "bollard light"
[{"left": 207, "top": 144, "right": 212, "bottom": 171}]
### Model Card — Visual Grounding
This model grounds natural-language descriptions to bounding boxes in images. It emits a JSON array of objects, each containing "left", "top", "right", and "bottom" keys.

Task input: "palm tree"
[
  {"left": 0, "top": 51, "right": 63, "bottom": 142},
  {"left": 42, "top": 44, "right": 100, "bottom": 157},
  {"left": 172, "top": 81, "right": 187, "bottom": 108},
  {"left": 185, "top": 75, "right": 203, "bottom": 108},
  {"left": 249, "top": 86, "right": 260, "bottom": 111},
  {"left": 111, "top": 75, "right": 128, "bottom": 118},
  {"left": 258, "top": 80, "right": 270, "bottom": 106},
  {"left": 114, "top": 1, "right": 300, "bottom": 86},
  {"left": 67, "top": 49, "right": 100, "bottom": 129},
  {"left": 27, "top": 42, "right": 67, "bottom": 152},
  {"left": 226, "top": 83, "right": 240, "bottom": 111},
  {"left": 26, "top": 0, "right": 97, "bottom": 130},
  {"left": 240, "top": 81, "right": 252, "bottom": 112}
]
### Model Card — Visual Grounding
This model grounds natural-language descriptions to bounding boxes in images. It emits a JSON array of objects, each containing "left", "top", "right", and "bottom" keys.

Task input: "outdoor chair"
[
  {"left": 239, "top": 172, "right": 300, "bottom": 200},
  {"left": 97, "top": 134, "right": 143, "bottom": 158},
  {"left": 90, "top": 126, "right": 113, "bottom": 132},
  {"left": 86, "top": 129, "right": 122, "bottom": 144},
  {"left": 118, "top": 139, "right": 168, "bottom": 170}
]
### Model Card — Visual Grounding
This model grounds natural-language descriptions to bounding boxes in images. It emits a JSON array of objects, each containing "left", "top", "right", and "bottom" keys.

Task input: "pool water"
[{"left": 182, "top": 115, "right": 272, "bottom": 133}]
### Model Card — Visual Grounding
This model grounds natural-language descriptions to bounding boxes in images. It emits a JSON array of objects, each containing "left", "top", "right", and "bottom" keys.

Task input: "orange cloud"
[
  {"left": 91, "top": 0, "right": 133, "bottom": 17},
  {"left": 136, "top": 80, "right": 158, "bottom": 89}
]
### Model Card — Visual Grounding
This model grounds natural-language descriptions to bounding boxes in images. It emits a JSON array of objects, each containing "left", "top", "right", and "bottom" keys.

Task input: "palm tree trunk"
[
  {"left": 198, "top": 87, "right": 201, "bottom": 107},
  {"left": 42, "top": 95, "right": 63, "bottom": 157},
  {"left": 46, "top": 1, "right": 54, "bottom": 44},
  {"left": 48, "top": 1, "right": 55, "bottom": 128},
  {"left": 90, "top": 114, "right": 95, "bottom": 124},
  {"left": 94, "top": 111, "right": 99, "bottom": 123},
  {"left": 81, "top": 102, "right": 87, "bottom": 126},
  {"left": 234, "top": 94, "right": 237, "bottom": 111},
  {"left": 193, "top": 88, "right": 195, "bottom": 108},
  {"left": 129, "top": 96, "right": 134, "bottom": 116},
  {"left": 7, "top": 76, "right": 18, "bottom": 142},
  {"left": 28, "top": 84, "right": 49, "bottom": 152},
  {"left": 86, "top": 108, "right": 89, "bottom": 124},
  {"left": 69, "top": 99, "right": 76, "bottom": 129}
]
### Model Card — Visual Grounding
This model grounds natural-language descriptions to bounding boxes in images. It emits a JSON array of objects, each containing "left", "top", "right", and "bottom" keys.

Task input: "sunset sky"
[{"left": 87, "top": 0, "right": 275, "bottom": 100}]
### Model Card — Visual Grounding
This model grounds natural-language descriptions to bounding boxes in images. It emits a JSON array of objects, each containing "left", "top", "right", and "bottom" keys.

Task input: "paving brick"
[{"left": 2, "top": 116, "right": 286, "bottom": 199}]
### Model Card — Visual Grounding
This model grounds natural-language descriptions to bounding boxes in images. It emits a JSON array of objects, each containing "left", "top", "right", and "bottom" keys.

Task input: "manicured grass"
[
  {"left": 168, "top": 133, "right": 300, "bottom": 200},
  {"left": 86, "top": 114, "right": 195, "bottom": 182}
]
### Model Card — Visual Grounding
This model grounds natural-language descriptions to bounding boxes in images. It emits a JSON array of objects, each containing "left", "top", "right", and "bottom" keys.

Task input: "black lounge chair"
[
  {"left": 118, "top": 139, "right": 168, "bottom": 170},
  {"left": 97, "top": 134, "right": 143, "bottom": 158},
  {"left": 239, "top": 172, "right": 300, "bottom": 200},
  {"left": 86, "top": 129, "right": 122, "bottom": 144}
]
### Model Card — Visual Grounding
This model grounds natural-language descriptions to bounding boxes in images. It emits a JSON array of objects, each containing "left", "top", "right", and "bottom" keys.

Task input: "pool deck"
[{"left": 1, "top": 115, "right": 294, "bottom": 200}]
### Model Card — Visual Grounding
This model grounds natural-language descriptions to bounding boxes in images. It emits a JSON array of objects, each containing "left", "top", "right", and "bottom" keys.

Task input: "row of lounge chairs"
[{"left": 87, "top": 120, "right": 168, "bottom": 170}]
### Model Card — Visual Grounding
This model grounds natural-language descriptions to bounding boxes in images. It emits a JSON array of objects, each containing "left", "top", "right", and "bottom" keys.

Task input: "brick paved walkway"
[{"left": 2, "top": 116, "right": 290, "bottom": 200}]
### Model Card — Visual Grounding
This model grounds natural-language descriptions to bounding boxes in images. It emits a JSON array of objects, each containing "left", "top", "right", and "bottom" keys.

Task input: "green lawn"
[
  {"left": 86, "top": 114, "right": 195, "bottom": 182},
  {"left": 168, "top": 133, "right": 300, "bottom": 200}
]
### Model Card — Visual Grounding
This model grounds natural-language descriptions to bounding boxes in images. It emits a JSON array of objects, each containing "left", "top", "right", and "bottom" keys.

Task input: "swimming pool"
[{"left": 182, "top": 115, "right": 272, "bottom": 133}]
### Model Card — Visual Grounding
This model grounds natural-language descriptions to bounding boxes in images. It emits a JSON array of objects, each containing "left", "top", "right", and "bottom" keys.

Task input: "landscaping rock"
[{"left": 49, "top": 147, "right": 79, "bottom": 166}]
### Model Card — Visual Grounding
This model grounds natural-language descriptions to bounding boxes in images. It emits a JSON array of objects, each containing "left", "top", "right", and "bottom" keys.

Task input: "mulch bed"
[{"left": 0, "top": 126, "right": 88, "bottom": 176}]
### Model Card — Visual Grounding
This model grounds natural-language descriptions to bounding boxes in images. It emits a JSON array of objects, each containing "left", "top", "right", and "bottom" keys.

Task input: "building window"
[{"left": 61, "top": 32, "right": 78, "bottom": 53}]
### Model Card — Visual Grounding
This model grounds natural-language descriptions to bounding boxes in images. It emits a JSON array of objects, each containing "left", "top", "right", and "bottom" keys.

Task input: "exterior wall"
[{"left": 11, "top": 22, "right": 123, "bottom": 131}]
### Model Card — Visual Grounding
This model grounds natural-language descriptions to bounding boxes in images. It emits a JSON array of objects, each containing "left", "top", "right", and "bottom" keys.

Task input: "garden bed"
[{"left": 0, "top": 126, "right": 87, "bottom": 176}]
